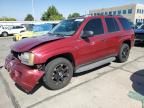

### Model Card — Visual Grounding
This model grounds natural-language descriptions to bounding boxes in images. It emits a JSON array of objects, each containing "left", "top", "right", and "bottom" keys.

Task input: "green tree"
[
  {"left": 0, "top": 17, "right": 16, "bottom": 21},
  {"left": 24, "top": 14, "right": 34, "bottom": 21},
  {"left": 68, "top": 13, "right": 80, "bottom": 19},
  {"left": 41, "top": 5, "right": 64, "bottom": 21}
]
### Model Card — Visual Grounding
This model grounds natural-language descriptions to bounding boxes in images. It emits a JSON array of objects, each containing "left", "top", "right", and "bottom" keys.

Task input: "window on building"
[
  {"left": 113, "top": 11, "right": 117, "bottom": 15},
  {"left": 94, "top": 13, "right": 97, "bottom": 16},
  {"left": 118, "top": 10, "right": 121, "bottom": 15},
  {"left": 105, "top": 18, "right": 120, "bottom": 32},
  {"left": 136, "top": 19, "right": 139, "bottom": 23},
  {"left": 142, "top": 9, "right": 144, "bottom": 14},
  {"left": 118, "top": 18, "right": 131, "bottom": 30},
  {"left": 140, "top": 9, "right": 142, "bottom": 14},
  {"left": 105, "top": 12, "right": 108, "bottom": 15},
  {"left": 109, "top": 11, "right": 112, "bottom": 15},
  {"left": 101, "top": 12, "right": 104, "bottom": 15},
  {"left": 83, "top": 18, "right": 104, "bottom": 35},
  {"left": 128, "top": 9, "right": 132, "bottom": 14},
  {"left": 97, "top": 13, "right": 100, "bottom": 15},
  {"left": 137, "top": 9, "right": 140, "bottom": 13},
  {"left": 123, "top": 10, "right": 127, "bottom": 14}
]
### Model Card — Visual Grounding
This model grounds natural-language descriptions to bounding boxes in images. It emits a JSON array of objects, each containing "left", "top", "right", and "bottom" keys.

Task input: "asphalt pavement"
[{"left": 0, "top": 37, "right": 144, "bottom": 108}]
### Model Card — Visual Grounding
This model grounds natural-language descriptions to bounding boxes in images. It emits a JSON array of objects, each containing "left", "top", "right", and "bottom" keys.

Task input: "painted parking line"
[
  {"left": 0, "top": 69, "right": 21, "bottom": 108},
  {"left": 27, "top": 55, "right": 144, "bottom": 108},
  {"left": 128, "top": 91, "right": 144, "bottom": 108}
]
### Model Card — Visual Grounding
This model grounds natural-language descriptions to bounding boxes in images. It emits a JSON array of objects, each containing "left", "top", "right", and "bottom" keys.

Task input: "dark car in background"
[{"left": 134, "top": 24, "right": 144, "bottom": 42}]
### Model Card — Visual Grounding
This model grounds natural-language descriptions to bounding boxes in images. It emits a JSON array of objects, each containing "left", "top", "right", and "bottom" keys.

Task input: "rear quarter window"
[
  {"left": 105, "top": 18, "right": 120, "bottom": 33},
  {"left": 118, "top": 18, "right": 131, "bottom": 30}
]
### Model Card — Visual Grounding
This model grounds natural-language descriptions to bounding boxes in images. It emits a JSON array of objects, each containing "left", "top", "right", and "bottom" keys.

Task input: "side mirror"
[{"left": 81, "top": 31, "right": 94, "bottom": 39}]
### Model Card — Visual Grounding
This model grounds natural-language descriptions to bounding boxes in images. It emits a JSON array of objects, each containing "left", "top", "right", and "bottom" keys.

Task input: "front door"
[{"left": 76, "top": 18, "right": 107, "bottom": 66}]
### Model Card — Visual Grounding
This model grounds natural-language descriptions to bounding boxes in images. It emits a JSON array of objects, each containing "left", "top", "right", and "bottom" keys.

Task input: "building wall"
[
  {"left": 135, "top": 4, "right": 144, "bottom": 24},
  {"left": 89, "top": 4, "right": 144, "bottom": 24}
]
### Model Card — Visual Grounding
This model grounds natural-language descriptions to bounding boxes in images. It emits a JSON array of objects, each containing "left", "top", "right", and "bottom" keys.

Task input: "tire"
[
  {"left": 116, "top": 43, "right": 130, "bottom": 63},
  {"left": 2, "top": 32, "right": 8, "bottom": 37},
  {"left": 43, "top": 57, "right": 73, "bottom": 90}
]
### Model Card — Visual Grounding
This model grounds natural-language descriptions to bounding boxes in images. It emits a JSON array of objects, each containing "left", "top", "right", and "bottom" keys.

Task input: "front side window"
[
  {"left": 105, "top": 18, "right": 120, "bottom": 33},
  {"left": 83, "top": 18, "right": 104, "bottom": 35},
  {"left": 118, "top": 18, "right": 131, "bottom": 30},
  {"left": 50, "top": 18, "right": 84, "bottom": 36}
]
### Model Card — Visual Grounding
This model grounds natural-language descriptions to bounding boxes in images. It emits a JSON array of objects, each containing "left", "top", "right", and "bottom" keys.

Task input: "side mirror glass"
[{"left": 81, "top": 31, "right": 94, "bottom": 38}]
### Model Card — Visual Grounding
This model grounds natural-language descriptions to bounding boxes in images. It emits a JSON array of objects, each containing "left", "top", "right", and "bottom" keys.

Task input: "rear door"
[{"left": 103, "top": 17, "right": 122, "bottom": 56}]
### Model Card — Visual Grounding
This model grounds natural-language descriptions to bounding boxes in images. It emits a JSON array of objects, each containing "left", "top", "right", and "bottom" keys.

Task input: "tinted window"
[
  {"left": 118, "top": 18, "right": 131, "bottom": 30},
  {"left": 13, "top": 26, "right": 24, "bottom": 29},
  {"left": 105, "top": 18, "right": 120, "bottom": 33},
  {"left": 83, "top": 18, "right": 104, "bottom": 35}
]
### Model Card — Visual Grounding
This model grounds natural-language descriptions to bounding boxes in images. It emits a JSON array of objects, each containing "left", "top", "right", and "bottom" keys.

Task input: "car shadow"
[
  {"left": 130, "top": 69, "right": 144, "bottom": 96},
  {"left": 134, "top": 41, "right": 144, "bottom": 47}
]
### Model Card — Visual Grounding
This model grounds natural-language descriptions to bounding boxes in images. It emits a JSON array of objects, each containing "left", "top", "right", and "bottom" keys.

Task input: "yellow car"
[
  {"left": 14, "top": 31, "right": 48, "bottom": 41},
  {"left": 13, "top": 23, "right": 58, "bottom": 41}
]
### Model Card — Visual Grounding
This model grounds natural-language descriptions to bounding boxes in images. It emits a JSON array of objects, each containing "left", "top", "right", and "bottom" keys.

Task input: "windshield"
[{"left": 49, "top": 18, "right": 84, "bottom": 36}]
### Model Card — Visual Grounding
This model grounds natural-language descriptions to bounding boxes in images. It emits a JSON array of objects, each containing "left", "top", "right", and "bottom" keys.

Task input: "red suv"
[{"left": 5, "top": 16, "right": 134, "bottom": 92}]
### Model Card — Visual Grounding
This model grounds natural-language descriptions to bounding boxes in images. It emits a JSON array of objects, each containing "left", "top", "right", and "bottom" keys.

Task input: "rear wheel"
[
  {"left": 43, "top": 58, "right": 73, "bottom": 90},
  {"left": 116, "top": 43, "right": 130, "bottom": 63},
  {"left": 2, "top": 32, "right": 8, "bottom": 37}
]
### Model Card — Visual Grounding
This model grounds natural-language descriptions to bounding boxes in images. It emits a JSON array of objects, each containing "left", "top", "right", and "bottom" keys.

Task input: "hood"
[{"left": 11, "top": 34, "right": 64, "bottom": 52}]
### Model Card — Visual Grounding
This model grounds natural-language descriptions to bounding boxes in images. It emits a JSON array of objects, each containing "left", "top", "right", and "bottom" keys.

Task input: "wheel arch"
[
  {"left": 45, "top": 53, "right": 76, "bottom": 69},
  {"left": 123, "top": 39, "right": 131, "bottom": 49}
]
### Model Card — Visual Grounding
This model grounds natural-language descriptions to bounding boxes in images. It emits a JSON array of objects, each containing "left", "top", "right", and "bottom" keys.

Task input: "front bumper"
[{"left": 5, "top": 54, "right": 44, "bottom": 92}]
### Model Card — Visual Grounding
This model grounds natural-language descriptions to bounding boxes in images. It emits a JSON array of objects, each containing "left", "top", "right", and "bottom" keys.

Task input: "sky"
[{"left": 0, "top": 0, "right": 144, "bottom": 20}]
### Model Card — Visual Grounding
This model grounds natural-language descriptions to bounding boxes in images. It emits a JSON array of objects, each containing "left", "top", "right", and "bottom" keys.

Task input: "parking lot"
[{"left": 0, "top": 37, "right": 144, "bottom": 108}]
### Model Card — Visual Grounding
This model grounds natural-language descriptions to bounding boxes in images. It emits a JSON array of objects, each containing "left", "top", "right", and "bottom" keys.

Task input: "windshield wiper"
[
  {"left": 48, "top": 32, "right": 66, "bottom": 37},
  {"left": 54, "top": 33, "right": 65, "bottom": 37}
]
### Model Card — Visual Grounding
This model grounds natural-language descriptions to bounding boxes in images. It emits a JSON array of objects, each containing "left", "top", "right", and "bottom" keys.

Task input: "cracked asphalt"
[{"left": 0, "top": 37, "right": 144, "bottom": 108}]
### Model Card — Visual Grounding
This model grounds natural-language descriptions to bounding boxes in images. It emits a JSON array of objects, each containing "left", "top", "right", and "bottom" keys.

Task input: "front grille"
[{"left": 11, "top": 51, "right": 21, "bottom": 59}]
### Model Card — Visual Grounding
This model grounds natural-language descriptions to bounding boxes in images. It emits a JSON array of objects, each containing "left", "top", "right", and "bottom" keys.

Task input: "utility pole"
[{"left": 32, "top": 0, "right": 35, "bottom": 20}]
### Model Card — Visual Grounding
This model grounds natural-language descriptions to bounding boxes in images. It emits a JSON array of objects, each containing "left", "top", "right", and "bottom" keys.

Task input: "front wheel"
[
  {"left": 43, "top": 58, "right": 73, "bottom": 90},
  {"left": 116, "top": 43, "right": 130, "bottom": 63}
]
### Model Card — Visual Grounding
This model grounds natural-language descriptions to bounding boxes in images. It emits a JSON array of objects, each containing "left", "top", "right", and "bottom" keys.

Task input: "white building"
[{"left": 89, "top": 4, "right": 144, "bottom": 24}]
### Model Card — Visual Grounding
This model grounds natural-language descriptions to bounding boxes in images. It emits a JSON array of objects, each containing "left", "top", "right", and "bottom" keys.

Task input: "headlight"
[{"left": 19, "top": 52, "right": 34, "bottom": 66}]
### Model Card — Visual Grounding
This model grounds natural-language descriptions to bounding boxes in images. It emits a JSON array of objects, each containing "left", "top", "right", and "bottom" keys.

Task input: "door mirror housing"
[{"left": 81, "top": 31, "right": 94, "bottom": 38}]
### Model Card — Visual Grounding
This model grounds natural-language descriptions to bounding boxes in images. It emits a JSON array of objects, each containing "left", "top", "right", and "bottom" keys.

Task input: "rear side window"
[
  {"left": 105, "top": 18, "right": 120, "bottom": 33},
  {"left": 118, "top": 18, "right": 131, "bottom": 30},
  {"left": 83, "top": 18, "right": 104, "bottom": 35}
]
